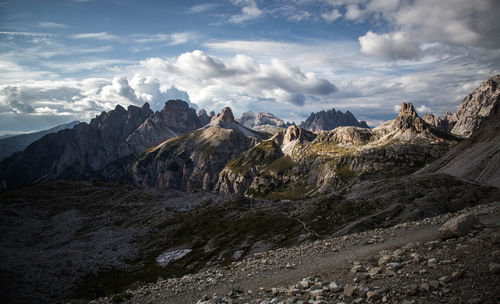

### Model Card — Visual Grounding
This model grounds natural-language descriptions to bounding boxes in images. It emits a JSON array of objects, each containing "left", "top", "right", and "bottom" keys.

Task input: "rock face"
[
  {"left": 418, "top": 100, "right": 500, "bottom": 187},
  {"left": 392, "top": 102, "right": 426, "bottom": 132},
  {"left": 300, "top": 108, "right": 369, "bottom": 132},
  {"left": 0, "top": 120, "right": 80, "bottom": 161},
  {"left": 0, "top": 100, "right": 205, "bottom": 188},
  {"left": 240, "top": 111, "right": 289, "bottom": 128},
  {"left": 197, "top": 109, "right": 214, "bottom": 126},
  {"left": 449, "top": 75, "right": 500, "bottom": 137},
  {"left": 215, "top": 102, "right": 456, "bottom": 198},
  {"left": 102, "top": 107, "right": 270, "bottom": 191},
  {"left": 424, "top": 75, "right": 500, "bottom": 137}
]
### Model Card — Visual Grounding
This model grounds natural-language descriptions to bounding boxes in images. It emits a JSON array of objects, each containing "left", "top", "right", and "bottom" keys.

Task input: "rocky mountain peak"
[
  {"left": 211, "top": 107, "right": 235, "bottom": 125},
  {"left": 448, "top": 75, "right": 500, "bottom": 138},
  {"left": 284, "top": 125, "right": 316, "bottom": 143},
  {"left": 300, "top": 108, "right": 369, "bottom": 132},
  {"left": 392, "top": 102, "right": 426, "bottom": 132}
]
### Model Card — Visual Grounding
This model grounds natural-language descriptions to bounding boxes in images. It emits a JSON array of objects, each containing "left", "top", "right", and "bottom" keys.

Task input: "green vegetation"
[
  {"left": 336, "top": 164, "right": 356, "bottom": 179},
  {"left": 266, "top": 155, "right": 295, "bottom": 173}
]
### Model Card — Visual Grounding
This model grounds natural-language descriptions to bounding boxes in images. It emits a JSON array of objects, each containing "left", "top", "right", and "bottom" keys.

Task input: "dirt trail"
[{"left": 90, "top": 203, "right": 500, "bottom": 304}]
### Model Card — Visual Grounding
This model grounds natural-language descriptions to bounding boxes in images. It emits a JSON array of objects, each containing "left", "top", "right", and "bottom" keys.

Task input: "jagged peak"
[
  {"left": 398, "top": 102, "right": 418, "bottom": 117},
  {"left": 392, "top": 102, "right": 426, "bottom": 132},
  {"left": 284, "top": 125, "right": 316, "bottom": 143},
  {"left": 211, "top": 107, "right": 235, "bottom": 124}
]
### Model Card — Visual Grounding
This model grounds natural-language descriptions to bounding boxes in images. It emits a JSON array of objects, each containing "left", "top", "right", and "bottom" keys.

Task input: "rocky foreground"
[{"left": 91, "top": 202, "right": 500, "bottom": 304}]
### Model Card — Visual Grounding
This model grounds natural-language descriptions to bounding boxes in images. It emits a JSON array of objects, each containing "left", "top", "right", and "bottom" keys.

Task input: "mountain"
[
  {"left": 0, "top": 121, "right": 80, "bottom": 161},
  {"left": 300, "top": 108, "right": 369, "bottom": 132},
  {"left": 419, "top": 101, "right": 500, "bottom": 187},
  {"left": 100, "top": 107, "right": 270, "bottom": 191},
  {"left": 423, "top": 75, "right": 500, "bottom": 138},
  {"left": 216, "top": 102, "right": 457, "bottom": 198},
  {"left": 239, "top": 111, "right": 292, "bottom": 134},
  {"left": 0, "top": 100, "right": 205, "bottom": 188}
]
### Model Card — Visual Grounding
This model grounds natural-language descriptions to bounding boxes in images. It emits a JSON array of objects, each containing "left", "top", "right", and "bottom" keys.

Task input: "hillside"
[{"left": 0, "top": 120, "right": 80, "bottom": 161}]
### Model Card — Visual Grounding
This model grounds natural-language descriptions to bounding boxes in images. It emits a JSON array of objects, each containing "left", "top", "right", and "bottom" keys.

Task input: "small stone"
[
  {"left": 285, "top": 263, "right": 293, "bottom": 269},
  {"left": 420, "top": 282, "right": 430, "bottom": 291},
  {"left": 300, "top": 279, "right": 313, "bottom": 289},
  {"left": 386, "top": 262, "right": 402, "bottom": 271},
  {"left": 287, "top": 288, "right": 301, "bottom": 296},
  {"left": 343, "top": 284, "right": 357, "bottom": 297},
  {"left": 351, "top": 265, "right": 365, "bottom": 273},
  {"left": 410, "top": 253, "right": 421, "bottom": 263},
  {"left": 352, "top": 298, "right": 364, "bottom": 303},
  {"left": 452, "top": 270, "right": 464, "bottom": 279},
  {"left": 489, "top": 263, "right": 500, "bottom": 274},
  {"left": 368, "top": 267, "right": 381, "bottom": 276},
  {"left": 378, "top": 255, "right": 392, "bottom": 267},
  {"left": 429, "top": 280, "right": 440, "bottom": 290},
  {"left": 329, "top": 281, "right": 343, "bottom": 292},
  {"left": 366, "top": 291, "right": 381, "bottom": 300},
  {"left": 403, "top": 284, "right": 418, "bottom": 295},
  {"left": 439, "top": 276, "right": 452, "bottom": 284},
  {"left": 382, "top": 295, "right": 388, "bottom": 302},
  {"left": 309, "top": 289, "right": 323, "bottom": 297}
]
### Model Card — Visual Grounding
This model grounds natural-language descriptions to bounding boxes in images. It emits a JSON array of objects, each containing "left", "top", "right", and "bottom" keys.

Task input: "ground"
[{"left": 89, "top": 202, "right": 500, "bottom": 304}]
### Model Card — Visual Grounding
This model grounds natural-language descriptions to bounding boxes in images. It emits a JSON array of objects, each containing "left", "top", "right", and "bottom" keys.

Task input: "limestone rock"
[{"left": 439, "top": 214, "right": 479, "bottom": 239}]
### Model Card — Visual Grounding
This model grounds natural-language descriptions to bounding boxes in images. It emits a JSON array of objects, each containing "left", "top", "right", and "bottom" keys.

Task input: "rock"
[
  {"left": 439, "top": 214, "right": 479, "bottom": 239},
  {"left": 449, "top": 75, "right": 500, "bottom": 138},
  {"left": 343, "top": 284, "right": 357, "bottom": 297},
  {"left": 329, "top": 281, "right": 343, "bottom": 292},
  {"left": 410, "top": 253, "right": 421, "bottom": 263},
  {"left": 420, "top": 282, "right": 430, "bottom": 292},
  {"left": 452, "top": 270, "right": 464, "bottom": 279},
  {"left": 300, "top": 108, "right": 368, "bottom": 132},
  {"left": 385, "top": 262, "right": 402, "bottom": 271},
  {"left": 429, "top": 280, "right": 440, "bottom": 290},
  {"left": 402, "top": 284, "right": 418, "bottom": 296},
  {"left": 489, "top": 263, "right": 500, "bottom": 274},
  {"left": 300, "top": 278, "right": 313, "bottom": 289},
  {"left": 368, "top": 267, "right": 381, "bottom": 276},
  {"left": 378, "top": 255, "right": 392, "bottom": 267},
  {"left": 367, "top": 290, "right": 381, "bottom": 300},
  {"left": 350, "top": 265, "right": 365, "bottom": 273}
]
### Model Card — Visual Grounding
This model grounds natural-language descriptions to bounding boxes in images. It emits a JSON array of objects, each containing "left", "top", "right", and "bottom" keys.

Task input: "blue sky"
[{"left": 0, "top": 0, "right": 499, "bottom": 135}]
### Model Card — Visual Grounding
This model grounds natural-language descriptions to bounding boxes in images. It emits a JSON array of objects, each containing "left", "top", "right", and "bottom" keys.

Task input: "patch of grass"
[
  {"left": 266, "top": 155, "right": 295, "bottom": 173},
  {"left": 336, "top": 164, "right": 356, "bottom": 179},
  {"left": 201, "top": 143, "right": 217, "bottom": 158}
]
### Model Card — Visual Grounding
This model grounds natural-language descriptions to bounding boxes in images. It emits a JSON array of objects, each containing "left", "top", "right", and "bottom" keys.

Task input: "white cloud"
[
  {"left": 344, "top": 4, "right": 363, "bottom": 21},
  {"left": 140, "top": 50, "right": 336, "bottom": 111},
  {"left": 359, "top": 31, "right": 422, "bottom": 61},
  {"left": 39, "top": 22, "right": 68, "bottom": 28},
  {"left": 416, "top": 105, "right": 432, "bottom": 114},
  {"left": 0, "top": 31, "right": 53, "bottom": 38},
  {"left": 321, "top": 9, "right": 342, "bottom": 23},
  {"left": 229, "top": 0, "right": 263, "bottom": 24},
  {"left": 187, "top": 3, "right": 217, "bottom": 13},
  {"left": 70, "top": 32, "right": 119, "bottom": 40}
]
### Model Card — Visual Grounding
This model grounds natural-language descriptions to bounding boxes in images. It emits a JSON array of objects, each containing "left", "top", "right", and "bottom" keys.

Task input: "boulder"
[{"left": 438, "top": 214, "right": 478, "bottom": 239}]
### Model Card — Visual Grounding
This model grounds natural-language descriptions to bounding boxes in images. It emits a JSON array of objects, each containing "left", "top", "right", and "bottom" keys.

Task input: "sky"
[{"left": 0, "top": 0, "right": 499, "bottom": 135}]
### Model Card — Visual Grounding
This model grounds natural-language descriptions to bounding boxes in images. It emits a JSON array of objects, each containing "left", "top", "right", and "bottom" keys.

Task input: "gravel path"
[{"left": 91, "top": 202, "right": 500, "bottom": 304}]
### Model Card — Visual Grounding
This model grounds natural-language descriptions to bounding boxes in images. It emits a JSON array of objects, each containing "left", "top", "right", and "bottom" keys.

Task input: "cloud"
[
  {"left": 344, "top": 4, "right": 363, "bottom": 21},
  {"left": 359, "top": 31, "right": 422, "bottom": 61},
  {"left": 229, "top": 0, "right": 263, "bottom": 24},
  {"left": 187, "top": 3, "right": 217, "bottom": 13},
  {"left": 70, "top": 32, "right": 119, "bottom": 40},
  {"left": 0, "top": 75, "right": 195, "bottom": 128},
  {"left": 140, "top": 50, "right": 336, "bottom": 111},
  {"left": 38, "top": 22, "right": 68, "bottom": 28},
  {"left": 130, "top": 32, "right": 195, "bottom": 45},
  {"left": 321, "top": 9, "right": 341, "bottom": 23},
  {"left": 0, "top": 31, "right": 53, "bottom": 38},
  {"left": 416, "top": 105, "right": 432, "bottom": 114}
]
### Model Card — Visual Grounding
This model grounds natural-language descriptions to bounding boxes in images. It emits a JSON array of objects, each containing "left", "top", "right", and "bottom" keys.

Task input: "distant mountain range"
[
  {"left": 0, "top": 121, "right": 80, "bottom": 161},
  {"left": 300, "top": 108, "right": 369, "bottom": 132},
  {"left": 1, "top": 76, "right": 499, "bottom": 192}
]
